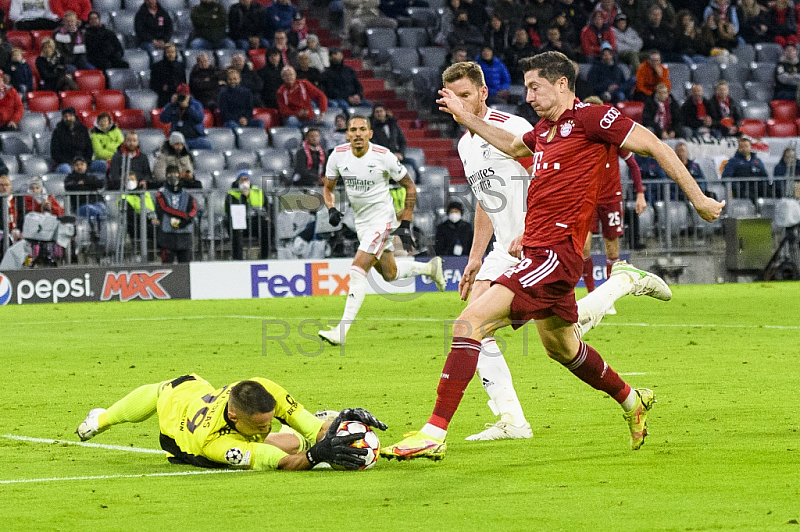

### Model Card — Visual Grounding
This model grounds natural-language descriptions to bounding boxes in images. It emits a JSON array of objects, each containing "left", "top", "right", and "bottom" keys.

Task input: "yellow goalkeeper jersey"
[{"left": 156, "top": 375, "right": 324, "bottom": 470}]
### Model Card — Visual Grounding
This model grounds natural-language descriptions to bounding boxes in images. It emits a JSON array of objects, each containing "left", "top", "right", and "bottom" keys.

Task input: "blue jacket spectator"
[
  {"left": 769, "top": 147, "right": 796, "bottom": 199},
  {"left": 587, "top": 46, "right": 629, "bottom": 103},
  {"left": 475, "top": 47, "right": 510, "bottom": 102},
  {"left": 721, "top": 137, "right": 769, "bottom": 201},
  {"left": 635, "top": 153, "right": 668, "bottom": 203},
  {"left": 159, "top": 84, "right": 212, "bottom": 150},
  {"left": 218, "top": 69, "right": 265, "bottom": 130},
  {"left": 267, "top": 0, "right": 298, "bottom": 37}
]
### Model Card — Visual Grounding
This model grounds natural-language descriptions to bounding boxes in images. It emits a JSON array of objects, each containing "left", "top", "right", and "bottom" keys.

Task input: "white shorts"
[
  {"left": 355, "top": 218, "right": 395, "bottom": 258},
  {"left": 476, "top": 244, "right": 520, "bottom": 282}
]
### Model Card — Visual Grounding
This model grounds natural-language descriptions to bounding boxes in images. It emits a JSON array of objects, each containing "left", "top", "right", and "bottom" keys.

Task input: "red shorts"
[
  {"left": 589, "top": 200, "right": 624, "bottom": 240},
  {"left": 491, "top": 240, "right": 582, "bottom": 327}
]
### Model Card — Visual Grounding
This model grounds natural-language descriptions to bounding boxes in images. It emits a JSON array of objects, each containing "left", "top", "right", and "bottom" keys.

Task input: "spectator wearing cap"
[
  {"left": 228, "top": 0, "right": 269, "bottom": 51},
  {"left": 150, "top": 43, "right": 186, "bottom": 108},
  {"left": 52, "top": 107, "right": 106, "bottom": 174},
  {"left": 581, "top": 9, "right": 616, "bottom": 59},
  {"left": 219, "top": 68, "right": 266, "bottom": 131},
  {"left": 159, "top": 84, "right": 213, "bottom": 150},
  {"left": 64, "top": 155, "right": 107, "bottom": 228},
  {"left": 289, "top": 12, "right": 309, "bottom": 50},
  {"left": 134, "top": 0, "right": 173, "bottom": 54},
  {"left": 257, "top": 47, "right": 285, "bottom": 109},
  {"left": 611, "top": 12, "right": 642, "bottom": 70},
  {"left": 435, "top": 201, "right": 473, "bottom": 257},
  {"left": 322, "top": 47, "right": 365, "bottom": 110},
  {"left": 225, "top": 170, "right": 271, "bottom": 260},
  {"left": 0, "top": 71, "right": 23, "bottom": 132},
  {"left": 266, "top": 0, "right": 298, "bottom": 37},
  {"left": 154, "top": 132, "right": 195, "bottom": 182},
  {"left": 302, "top": 34, "right": 330, "bottom": 71},
  {"left": 278, "top": 66, "right": 327, "bottom": 128},
  {"left": 588, "top": 43, "right": 630, "bottom": 103},
  {"left": 190, "top": 0, "right": 236, "bottom": 51},
  {"left": 291, "top": 127, "right": 326, "bottom": 187}
]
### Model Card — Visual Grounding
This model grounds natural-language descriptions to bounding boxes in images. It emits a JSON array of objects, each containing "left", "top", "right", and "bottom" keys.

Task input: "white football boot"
[
  {"left": 465, "top": 420, "right": 533, "bottom": 441},
  {"left": 76, "top": 408, "right": 107, "bottom": 441},
  {"left": 610, "top": 261, "right": 672, "bottom": 301},
  {"left": 318, "top": 325, "right": 346, "bottom": 346}
]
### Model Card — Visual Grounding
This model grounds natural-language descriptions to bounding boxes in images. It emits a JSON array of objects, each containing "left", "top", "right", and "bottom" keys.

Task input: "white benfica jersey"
[
  {"left": 326, "top": 142, "right": 408, "bottom": 223},
  {"left": 458, "top": 108, "right": 535, "bottom": 254}
]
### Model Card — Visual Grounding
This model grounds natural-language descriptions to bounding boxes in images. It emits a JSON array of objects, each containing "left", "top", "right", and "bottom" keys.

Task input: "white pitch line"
[
  {"left": 0, "top": 469, "right": 248, "bottom": 485},
  {"left": 1, "top": 434, "right": 163, "bottom": 454}
]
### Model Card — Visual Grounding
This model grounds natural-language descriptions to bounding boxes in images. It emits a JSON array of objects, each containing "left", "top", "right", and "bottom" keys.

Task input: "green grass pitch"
[{"left": 1, "top": 282, "right": 799, "bottom": 531}]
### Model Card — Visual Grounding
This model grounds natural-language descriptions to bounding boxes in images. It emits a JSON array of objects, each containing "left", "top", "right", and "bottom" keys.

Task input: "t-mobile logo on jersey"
[{"left": 530, "top": 152, "right": 561, "bottom": 174}]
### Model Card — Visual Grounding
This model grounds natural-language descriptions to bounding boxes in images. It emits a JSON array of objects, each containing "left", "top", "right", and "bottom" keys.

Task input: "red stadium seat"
[
  {"left": 6, "top": 30, "right": 32, "bottom": 51},
  {"left": 73, "top": 70, "right": 106, "bottom": 92},
  {"left": 252, "top": 107, "right": 279, "bottom": 130},
  {"left": 151, "top": 108, "right": 170, "bottom": 134},
  {"left": 248, "top": 48, "right": 266, "bottom": 70},
  {"left": 26, "top": 91, "right": 60, "bottom": 113},
  {"left": 78, "top": 110, "right": 101, "bottom": 128},
  {"left": 766, "top": 119, "right": 796, "bottom": 137},
  {"left": 739, "top": 119, "right": 767, "bottom": 138},
  {"left": 29, "top": 30, "right": 51, "bottom": 53},
  {"left": 59, "top": 91, "right": 94, "bottom": 112},
  {"left": 94, "top": 90, "right": 126, "bottom": 112},
  {"left": 112, "top": 109, "right": 147, "bottom": 129},
  {"left": 769, "top": 100, "right": 798, "bottom": 121},
  {"left": 203, "top": 109, "right": 214, "bottom": 128},
  {"left": 615, "top": 101, "right": 644, "bottom": 123}
]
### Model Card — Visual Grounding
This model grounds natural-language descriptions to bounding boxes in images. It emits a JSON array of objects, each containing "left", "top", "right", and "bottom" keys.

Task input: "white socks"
[
  {"left": 338, "top": 266, "right": 367, "bottom": 336},
  {"left": 421, "top": 423, "right": 447, "bottom": 441},
  {"left": 477, "top": 338, "right": 527, "bottom": 426},
  {"left": 394, "top": 259, "right": 433, "bottom": 280},
  {"left": 575, "top": 273, "right": 634, "bottom": 337}
]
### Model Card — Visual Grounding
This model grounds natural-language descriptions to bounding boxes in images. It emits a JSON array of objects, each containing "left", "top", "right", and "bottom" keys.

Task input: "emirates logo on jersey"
[{"left": 560, "top": 120, "right": 574, "bottom": 138}]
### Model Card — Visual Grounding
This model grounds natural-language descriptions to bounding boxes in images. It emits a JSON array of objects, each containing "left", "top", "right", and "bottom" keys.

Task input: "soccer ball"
[{"left": 331, "top": 420, "right": 380, "bottom": 471}]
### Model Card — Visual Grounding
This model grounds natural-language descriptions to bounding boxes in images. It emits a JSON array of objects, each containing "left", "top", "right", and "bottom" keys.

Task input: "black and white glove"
[
  {"left": 392, "top": 220, "right": 416, "bottom": 252},
  {"left": 306, "top": 423, "right": 368, "bottom": 470},
  {"left": 334, "top": 407, "right": 388, "bottom": 431},
  {"left": 328, "top": 207, "right": 343, "bottom": 226}
]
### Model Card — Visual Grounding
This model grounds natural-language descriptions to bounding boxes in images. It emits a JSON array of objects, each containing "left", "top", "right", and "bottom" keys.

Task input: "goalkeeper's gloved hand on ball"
[
  {"left": 328, "top": 207, "right": 343, "bottom": 227},
  {"left": 392, "top": 220, "right": 416, "bottom": 252},
  {"left": 335, "top": 408, "right": 388, "bottom": 431},
  {"left": 307, "top": 427, "right": 367, "bottom": 470}
]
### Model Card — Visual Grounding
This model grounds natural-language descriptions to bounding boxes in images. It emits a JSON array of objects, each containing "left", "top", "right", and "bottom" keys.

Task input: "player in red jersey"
[
  {"left": 382, "top": 51, "right": 724, "bottom": 461},
  {"left": 580, "top": 95, "right": 647, "bottom": 300}
]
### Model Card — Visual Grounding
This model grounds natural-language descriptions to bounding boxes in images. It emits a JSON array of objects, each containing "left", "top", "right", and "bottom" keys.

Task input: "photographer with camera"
[{"left": 159, "top": 84, "right": 212, "bottom": 151}]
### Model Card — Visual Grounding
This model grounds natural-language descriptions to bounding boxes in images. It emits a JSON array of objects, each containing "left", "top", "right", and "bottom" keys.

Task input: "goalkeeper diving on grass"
[{"left": 76, "top": 374, "right": 387, "bottom": 471}]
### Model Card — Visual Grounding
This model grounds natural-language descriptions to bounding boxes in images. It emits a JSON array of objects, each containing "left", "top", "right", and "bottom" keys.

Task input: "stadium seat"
[
  {"left": 417, "top": 165, "right": 448, "bottom": 187},
  {"left": 691, "top": 63, "right": 720, "bottom": 86},
  {"left": 749, "top": 62, "right": 777, "bottom": 83},
  {"left": 151, "top": 108, "right": 171, "bottom": 134},
  {"left": 6, "top": 31, "right": 32, "bottom": 51},
  {"left": 159, "top": 0, "right": 186, "bottom": 11},
  {"left": 418, "top": 46, "right": 448, "bottom": 69},
  {"left": 665, "top": 62, "right": 691, "bottom": 100},
  {"left": 615, "top": 101, "right": 644, "bottom": 123},
  {"left": 739, "top": 119, "right": 766, "bottom": 138},
  {"left": 259, "top": 148, "right": 292, "bottom": 179},
  {"left": 94, "top": 90, "right": 126, "bottom": 112},
  {"left": 106, "top": 68, "right": 141, "bottom": 91},
  {"left": 112, "top": 109, "right": 147, "bottom": 129},
  {"left": 766, "top": 119, "right": 796, "bottom": 137},
  {"left": 193, "top": 172, "right": 216, "bottom": 190},
  {"left": 727, "top": 81, "right": 745, "bottom": 102},
  {"left": 770, "top": 100, "right": 798, "bottom": 121},
  {"left": 124, "top": 89, "right": 159, "bottom": 112},
  {"left": 406, "top": 7, "right": 438, "bottom": 27},
  {"left": 18, "top": 154, "right": 52, "bottom": 174},
  {"left": 192, "top": 150, "right": 226, "bottom": 173},
  {"left": 252, "top": 108, "right": 279, "bottom": 130},
  {"left": 59, "top": 91, "right": 94, "bottom": 112},
  {"left": 29, "top": 30, "right": 50, "bottom": 54},
  {"left": 202, "top": 109, "right": 215, "bottom": 129},
  {"left": 18, "top": 112, "right": 48, "bottom": 133},
  {"left": 0, "top": 154, "right": 18, "bottom": 173},
  {"left": 744, "top": 81, "right": 773, "bottom": 102},
  {"left": 34, "top": 132, "right": 52, "bottom": 156},
  {"left": 225, "top": 150, "right": 259, "bottom": 170},
  {"left": 410, "top": 66, "right": 440, "bottom": 107},
  {"left": 719, "top": 62, "right": 746, "bottom": 82},
  {"left": 214, "top": 49, "right": 236, "bottom": 69},
  {"left": 93, "top": 0, "right": 122, "bottom": 12},
  {"left": 73, "top": 70, "right": 106, "bottom": 91},
  {"left": 727, "top": 198, "right": 757, "bottom": 218},
  {"left": 366, "top": 28, "right": 398, "bottom": 59},
  {"left": 123, "top": 49, "right": 151, "bottom": 72},
  {"left": 269, "top": 127, "right": 302, "bottom": 151},
  {"left": 205, "top": 128, "right": 236, "bottom": 151},
  {"left": 235, "top": 127, "right": 269, "bottom": 151},
  {"left": 26, "top": 91, "right": 59, "bottom": 113},
  {"left": 133, "top": 128, "right": 167, "bottom": 155},
  {"left": 110, "top": 10, "right": 137, "bottom": 36},
  {"left": 183, "top": 49, "right": 208, "bottom": 71},
  {"left": 0, "top": 132, "right": 35, "bottom": 155},
  {"left": 755, "top": 42, "right": 783, "bottom": 63},
  {"left": 741, "top": 100, "right": 769, "bottom": 121},
  {"left": 389, "top": 47, "right": 421, "bottom": 81},
  {"left": 732, "top": 43, "right": 756, "bottom": 64},
  {"left": 397, "top": 27, "right": 429, "bottom": 49},
  {"left": 247, "top": 49, "right": 266, "bottom": 71},
  {"left": 41, "top": 172, "right": 66, "bottom": 195},
  {"left": 78, "top": 110, "right": 101, "bottom": 128}
]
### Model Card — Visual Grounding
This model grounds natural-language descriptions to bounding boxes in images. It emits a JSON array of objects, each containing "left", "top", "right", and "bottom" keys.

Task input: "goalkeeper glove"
[
  {"left": 306, "top": 423, "right": 367, "bottom": 470},
  {"left": 328, "top": 207, "right": 343, "bottom": 226},
  {"left": 335, "top": 408, "right": 388, "bottom": 431},
  {"left": 392, "top": 220, "right": 416, "bottom": 252}
]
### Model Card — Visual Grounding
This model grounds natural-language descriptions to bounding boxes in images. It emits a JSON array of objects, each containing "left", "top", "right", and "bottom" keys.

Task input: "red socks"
[
  {"left": 563, "top": 342, "right": 631, "bottom": 404},
  {"left": 582, "top": 257, "right": 595, "bottom": 292},
  {"left": 428, "top": 337, "right": 482, "bottom": 430},
  {"left": 606, "top": 259, "right": 616, "bottom": 279}
]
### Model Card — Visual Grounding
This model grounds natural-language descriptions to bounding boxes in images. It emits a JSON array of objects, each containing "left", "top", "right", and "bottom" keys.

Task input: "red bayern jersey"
[{"left": 520, "top": 101, "right": 635, "bottom": 254}]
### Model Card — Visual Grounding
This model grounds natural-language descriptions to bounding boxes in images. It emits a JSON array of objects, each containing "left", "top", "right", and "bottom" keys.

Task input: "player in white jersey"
[
  {"left": 318, "top": 116, "right": 446, "bottom": 346},
  {"left": 442, "top": 62, "right": 670, "bottom": 442}
]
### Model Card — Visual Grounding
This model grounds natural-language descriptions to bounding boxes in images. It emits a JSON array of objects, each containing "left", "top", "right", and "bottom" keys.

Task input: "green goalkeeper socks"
[{"left": 100, "top": 382, "right": 163, "bottom": 428}]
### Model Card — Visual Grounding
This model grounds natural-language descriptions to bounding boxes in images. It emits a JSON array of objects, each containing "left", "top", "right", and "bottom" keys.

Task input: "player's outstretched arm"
[
  {"left": 621, "top": 124, "right": 725, "bottom": 222},
  {"left": 397, "top": 175, "right": 416, "bottom": 223},
  {"left": 437, "top": 88, "right": 532, "bottom": 158},
  {"left": 459, "top": 202, "right": 494, "bottom": 301}
]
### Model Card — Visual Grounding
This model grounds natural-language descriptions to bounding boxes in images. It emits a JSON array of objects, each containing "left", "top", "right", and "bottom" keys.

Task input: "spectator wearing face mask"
[
  {"left": 435, "top": 201, "right": 473, "bottom": 256},
  {"left": 154, "top": 165, "right": 197, "bottom": 263}
]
